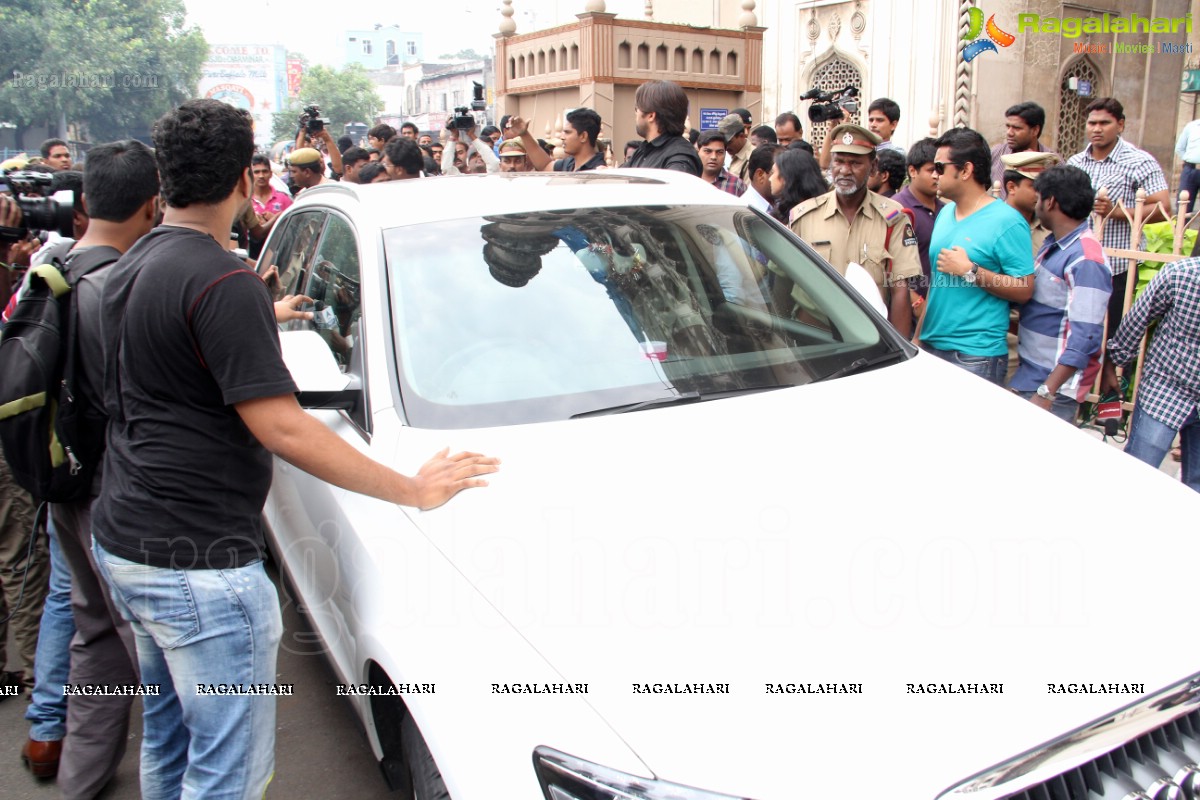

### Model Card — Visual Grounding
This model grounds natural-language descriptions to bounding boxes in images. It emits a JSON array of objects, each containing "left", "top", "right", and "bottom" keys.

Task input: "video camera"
[
  {"left": 800, "top": 86, "right": 860, "bottom": 124},
  {"left": 449, "top": 83, "right": 489, "bottom": 130},
  {"left": 0, "top": 169, "right": 75, "bottom": 243},
  {"left": 299, "top": 103, "right": 330, "bottom": 136}
]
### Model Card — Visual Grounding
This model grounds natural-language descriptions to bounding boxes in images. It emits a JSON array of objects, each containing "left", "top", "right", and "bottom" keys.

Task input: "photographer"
[
  {"left": 440, "top": 118, "right": 499, "bottom": 175},
  {"left": 293, "top": 106, "right": 343, "bottom": 179}
]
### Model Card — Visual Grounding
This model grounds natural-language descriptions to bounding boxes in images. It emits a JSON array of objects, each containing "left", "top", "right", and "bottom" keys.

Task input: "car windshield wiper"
[
  {"left": 813, "top": 349, "right": 907, "bottom": 383},
  {"left": 571, "top": 386, "right": 786, "bottom": 418}
]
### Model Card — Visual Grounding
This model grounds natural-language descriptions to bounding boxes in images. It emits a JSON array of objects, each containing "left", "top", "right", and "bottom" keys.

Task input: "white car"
[{"left": 259, "top": 171, "right": 1200, "bottom": 800}]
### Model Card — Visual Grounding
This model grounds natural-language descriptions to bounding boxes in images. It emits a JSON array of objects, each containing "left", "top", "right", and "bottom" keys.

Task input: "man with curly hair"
[{"left": 91, "top": 99, "right": 498, "bottom": 799}]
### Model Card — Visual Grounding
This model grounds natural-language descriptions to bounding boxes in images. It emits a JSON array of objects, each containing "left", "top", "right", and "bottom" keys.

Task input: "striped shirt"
[
  {"left": 1107, "top": 258, "right": 1200, "bottom": 429},
  {"left": 1067, "top": 137, "right": 1168, "bottom": 275},
  {"left": 1012, "top": 222, "right": 1112, "bottom": 401}
]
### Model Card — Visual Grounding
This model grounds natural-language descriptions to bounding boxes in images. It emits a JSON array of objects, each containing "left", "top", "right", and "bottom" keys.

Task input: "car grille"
[
  {"left": 940, "top": 673, "right": 1200, "bottom": 800},
  {"left": 1004, "top": 708, "right": 1200, "bottom": 799}
]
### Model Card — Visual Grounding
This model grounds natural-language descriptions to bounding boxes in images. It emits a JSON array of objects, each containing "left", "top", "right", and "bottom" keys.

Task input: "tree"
[
  {"left": 271, "top": 63, "right": 382, "bottom": 144},
  {"left": 0, "top": 0, "right": 206, "bottom": 146}
]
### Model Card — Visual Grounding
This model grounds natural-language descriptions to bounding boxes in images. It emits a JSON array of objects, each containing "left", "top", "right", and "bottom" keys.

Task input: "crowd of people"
[{"left": 0, "top": 77, "right": 1198, "bottom": 800}]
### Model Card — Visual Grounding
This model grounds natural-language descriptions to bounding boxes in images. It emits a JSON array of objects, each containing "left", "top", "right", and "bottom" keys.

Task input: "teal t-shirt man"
[{"left": 921, "top": 200, "right": 1034, "bottom": 356}]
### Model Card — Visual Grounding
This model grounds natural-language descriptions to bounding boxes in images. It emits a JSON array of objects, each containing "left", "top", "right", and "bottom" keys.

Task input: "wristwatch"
[
  {"left": 1036, "top": 383, "right": 1054, "bottom": 399},
  {"left": 962, "top": 262, "right": 980, "bottom": 285}
]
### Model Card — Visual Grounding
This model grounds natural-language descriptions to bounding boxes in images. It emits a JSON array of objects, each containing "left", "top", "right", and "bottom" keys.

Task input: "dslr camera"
[
  {"left": 0, "top": 169, "right": 74, "bottom": 242},
  {"left": 299, "top": 103, "right": 330, "bottom": 136},
  {"left": 800, "top": 86, "right": 860, "bottom": 124}
]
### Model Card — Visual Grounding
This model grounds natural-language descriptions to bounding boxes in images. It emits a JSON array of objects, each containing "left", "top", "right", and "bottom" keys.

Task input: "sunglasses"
[{"left": 932, "top": 161, "right": 960, "bottom": 175}]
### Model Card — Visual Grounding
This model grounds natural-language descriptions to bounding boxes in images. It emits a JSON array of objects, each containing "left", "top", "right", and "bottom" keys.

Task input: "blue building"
[{"left": 343, "top": 25, "right": 423, "bottom": 70}]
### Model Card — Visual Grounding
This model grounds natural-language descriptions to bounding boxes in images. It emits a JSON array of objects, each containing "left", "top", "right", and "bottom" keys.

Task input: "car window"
[
  {"left": 384, "top": 205, "right": 905, "bottom": 429},
  {"left": 259, "top": 211, "right": 324, "bottom": 301},
  {"left": 297, "top": 214, "right": 362, "bottom": 371}
]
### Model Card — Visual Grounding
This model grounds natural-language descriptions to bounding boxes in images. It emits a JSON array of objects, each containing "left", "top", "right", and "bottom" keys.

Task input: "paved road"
[{"left": 1, "top": 561, "right": 394, "bottom": 800}]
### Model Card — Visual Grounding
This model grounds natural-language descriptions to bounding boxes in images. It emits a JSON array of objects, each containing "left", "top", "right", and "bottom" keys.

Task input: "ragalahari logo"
[{"left": 962, "top": 7, "right": 1016, "bottom": 62}]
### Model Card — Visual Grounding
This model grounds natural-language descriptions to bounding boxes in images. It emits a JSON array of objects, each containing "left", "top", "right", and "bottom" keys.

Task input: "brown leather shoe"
[{"left": 21, "top": 738, "right": 61, "bottom": 778}]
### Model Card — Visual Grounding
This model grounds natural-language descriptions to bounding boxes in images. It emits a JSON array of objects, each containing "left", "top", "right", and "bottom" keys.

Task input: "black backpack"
[{"left": 0, "top": 246, "right": 121, "bottom": 503}]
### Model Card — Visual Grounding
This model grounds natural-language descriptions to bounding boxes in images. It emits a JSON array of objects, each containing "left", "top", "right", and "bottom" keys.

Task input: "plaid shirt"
[
  {"left": 1067, "top": 137, "right": 1168, "bottom": 276},
  {"left": 1107, "top": 258, "right": 1200, "bottom": 428},
  {"left": 712, "top": 169, "right": 747, "bottom": 197}
]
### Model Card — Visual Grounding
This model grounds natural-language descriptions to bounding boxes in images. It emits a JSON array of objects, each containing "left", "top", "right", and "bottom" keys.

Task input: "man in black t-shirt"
[
  {"left": 623, "top": 80, "right": 702, "bottom": 176},
  {"left": 91, "top": 100, "right": 499, "bottom": 800}
]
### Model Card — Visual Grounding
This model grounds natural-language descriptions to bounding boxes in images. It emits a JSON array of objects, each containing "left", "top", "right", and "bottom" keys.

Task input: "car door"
[{"left": 268, "top": 210, "right": 375, "bottom": 683}]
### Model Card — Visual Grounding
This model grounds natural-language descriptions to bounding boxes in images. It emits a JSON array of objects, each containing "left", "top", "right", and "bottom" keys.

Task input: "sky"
[{"left": 183, "top": 0, "right": 655, "bottom": 67}]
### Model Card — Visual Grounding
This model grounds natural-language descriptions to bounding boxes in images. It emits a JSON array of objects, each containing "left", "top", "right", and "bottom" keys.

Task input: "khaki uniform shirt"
[
  {"left": 728, "top": 149, "right": 750, "bottom": 182},
  {"left": 788, "top": 190, "right": 923, "bottom": 303},
  {"left": 1030, "top": 217, "right": 1051, "bottom": 256}
]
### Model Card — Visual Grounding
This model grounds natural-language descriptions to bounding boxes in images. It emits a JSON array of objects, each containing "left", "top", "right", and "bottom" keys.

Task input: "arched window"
[
  {"left": 561, "top": 46, "right": 568, "bottom": 71},
  {"left": 518, "top": 55, "right": 526, "bottom": 78},
  {"left": 656, "top": 44, "right": 668, "bottom": 71},
  {"left": 570, "top": 44, "right": 579, "bottom": 69},
  {"left": 726, "top": 52, "right": 738, "bottom": 75},
  {"left": 637, "top": 43, "right": 650, "bottom": 70},
  {"left": 691, "top": 48, "right": 704, "bottom": 73},
  {"left": 538, "top": 50, "right": 546, "bottom": 73},
  {"left": 508, "top": 57, "right": 516, "bottom": 80},
  {"left": 618, "top": 42, "right": 632, "bottom": 69},
  {"left": 808, "top": 55, "right": 864, "bottom": 151},
  {"left": 1058, "top": 57, "right": 1102, "bottom": 157},
  {"left": 549, "top": 49, "right": 557, "bottom": 72},
  {"left": 709, "top": 48, "right": 721, "bottom": 75},
  {"left": 674, "top": 46, "right": 686, "bottom": 72}
]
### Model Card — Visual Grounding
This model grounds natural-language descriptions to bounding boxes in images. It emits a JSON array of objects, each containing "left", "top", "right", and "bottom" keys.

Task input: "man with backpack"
[{"left": 1, "top": 140, "right": 160, "bottom": 795}]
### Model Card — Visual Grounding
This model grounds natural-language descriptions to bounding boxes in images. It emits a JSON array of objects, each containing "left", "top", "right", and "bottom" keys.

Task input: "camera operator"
[
  {"left": 293, "top": 109, "right": 343, "bottom": 179},
  {"left": 440, "top": 118, "right": 499, "bottom": 175}
]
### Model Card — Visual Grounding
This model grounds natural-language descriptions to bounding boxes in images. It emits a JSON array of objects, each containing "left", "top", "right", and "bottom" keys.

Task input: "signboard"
[
  {"left": 699, "top": 107, "right": 728, "bottom": 131},
  {"left": 286, "top": 59, "right": 303, "bottom": 99},
  {"left": 198, "top": 44, "right": 288, "bottom": 145},
  {"left": 1076, "top": 79, "right": 1092, "bottom": 97}
]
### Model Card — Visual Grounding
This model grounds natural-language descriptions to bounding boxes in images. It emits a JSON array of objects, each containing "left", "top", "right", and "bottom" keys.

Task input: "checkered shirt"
[
  {"left": 1107, "top": 257, "right": 1200, "bottom": 429},
  {"left": 712, "top": 169, "right": 747, "bottom": 197},
  {"left": 1067, "top": 138, "right": 1168, "bottom": 276}
]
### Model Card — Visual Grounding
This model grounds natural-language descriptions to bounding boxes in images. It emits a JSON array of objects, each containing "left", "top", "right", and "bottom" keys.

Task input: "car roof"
[{"left": 291, "top": 169, "right": 747, "bottom": 230}]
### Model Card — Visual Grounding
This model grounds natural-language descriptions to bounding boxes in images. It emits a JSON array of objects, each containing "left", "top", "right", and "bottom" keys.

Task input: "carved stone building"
[{"left": 493, "top": 0, "right": 764, "bottom": 149}]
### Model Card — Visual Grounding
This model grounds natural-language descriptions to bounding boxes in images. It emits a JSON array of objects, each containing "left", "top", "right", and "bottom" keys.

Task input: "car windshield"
[{"left": 384, "top": 205, "right": 908, "bottom": 428}]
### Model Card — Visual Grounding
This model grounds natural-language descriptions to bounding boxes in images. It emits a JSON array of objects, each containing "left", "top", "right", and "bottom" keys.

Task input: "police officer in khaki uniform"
[
  {"left": 788, "top": 123, "right": 922, "bottom": 336},
  {"left": 1001, "top": 150, "right": 1060, "bottom": 255},
  {"left": 999, "top": 149, "right": 1060, "bottom": 381}
]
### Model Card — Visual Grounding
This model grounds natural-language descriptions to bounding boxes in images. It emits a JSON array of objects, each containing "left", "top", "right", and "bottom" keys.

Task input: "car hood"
[{"left": 402, "top": 352, "right": 1200, "bottom": 799}]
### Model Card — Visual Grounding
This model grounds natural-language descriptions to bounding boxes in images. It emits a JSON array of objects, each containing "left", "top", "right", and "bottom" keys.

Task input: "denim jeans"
[
  {"left": 92, "top": 539, "right": 282, "bottom": 800},
  {"left": 1124, "top": 406, "right": 1200, "bottom": 494},
  {"left": 922, "top": 343, "right": 1009, "bottom": 386},
  {"left": 1013, "top": 390, "right": 1080, "bottom": 424},
  {"left": 25, "top": 519, "right": 74, "bottom": 741}
]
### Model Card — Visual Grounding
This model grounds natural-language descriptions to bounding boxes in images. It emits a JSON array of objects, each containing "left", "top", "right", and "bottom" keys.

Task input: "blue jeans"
[
  {"left": 25, "top": 519, "right": 74, "bottom": 741},
  {"left": 1013, "top": 390, "right": 1080, "bottom": 424},
  {"left": 922, "top": 343, "right": 1008, "bottom": 386},
  {"left": 92, "top": 540, "right": 282, "bottom": 800},
  {"left": 1182, "top": 163, "right": 1200, "bottom": 215},
  {"left": 1124, "top": 406, "right": 1200, "bottom": 493}
]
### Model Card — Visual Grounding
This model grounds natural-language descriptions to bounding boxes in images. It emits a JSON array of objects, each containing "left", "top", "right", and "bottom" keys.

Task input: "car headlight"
[{"left": 533, "top": 746, "right": 755, "bottom": 800}]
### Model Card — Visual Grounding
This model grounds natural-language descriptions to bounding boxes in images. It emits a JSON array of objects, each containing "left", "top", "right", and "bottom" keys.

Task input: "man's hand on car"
[{"left": 413, "top": 447, "right": 501, "bottom": 510}]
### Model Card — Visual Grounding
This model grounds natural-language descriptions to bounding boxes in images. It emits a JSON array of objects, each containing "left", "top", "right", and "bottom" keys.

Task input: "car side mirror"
[{"left": 279, "top": 329, "right": 361, "bottom": 410}]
